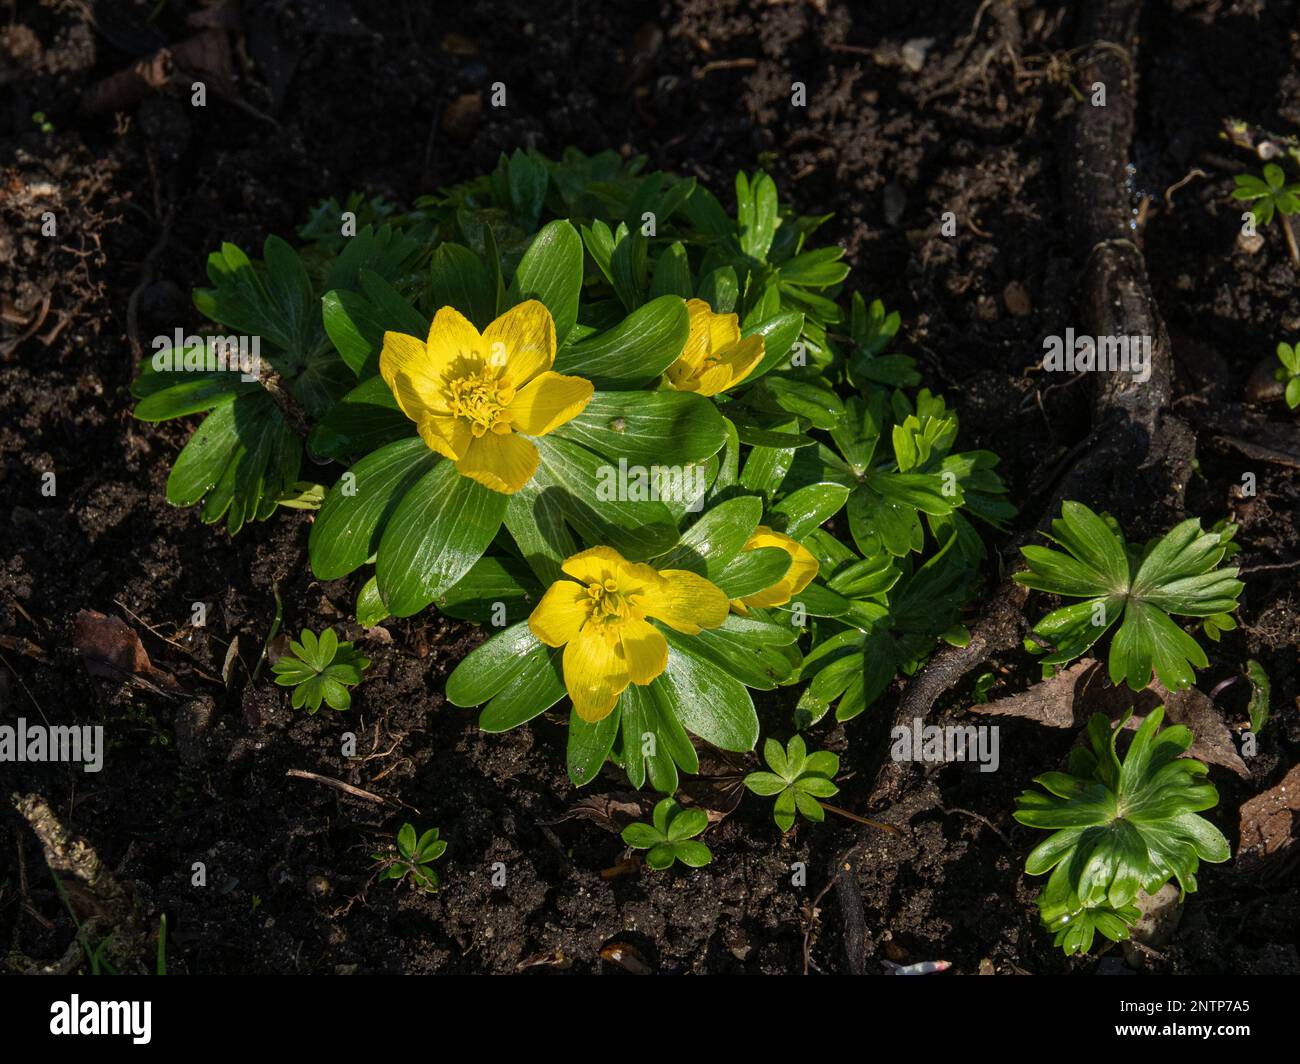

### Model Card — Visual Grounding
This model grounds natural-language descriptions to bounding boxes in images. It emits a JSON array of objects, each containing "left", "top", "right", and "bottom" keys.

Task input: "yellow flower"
[
  {"left": 379, "top": 300, "right": 593, "bottom": 494},
  {"left": 664, "top": 298, "right": 765, "bottom": 397},
  {"left": 528, "top": 546, "right": 730, "bottom": 723},
  {"left": 732, "top": 526, "right": 818, "bottom": 611}
]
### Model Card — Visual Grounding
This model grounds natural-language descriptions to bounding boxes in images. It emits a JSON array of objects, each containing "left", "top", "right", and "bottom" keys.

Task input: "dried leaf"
[
  {"left": 551, "top": 792, "right": 651, "bottom": 834},
  {"left": 73, "top": 609, "right": 181, "bottom": 695},
  {"left": 1237, "top": 764, "right": 1300, "bottom": 876},
  {"left": 969, "top": 659, "right": 1248, "bottom": 777}
]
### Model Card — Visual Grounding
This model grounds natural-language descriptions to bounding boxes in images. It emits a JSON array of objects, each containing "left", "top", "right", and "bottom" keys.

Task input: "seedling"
[
  {"left": 372, "top": 823, "right": 447, "bottom": 892},
  {"left": 1245, "top": 659, "right": 1270, "bottom": 734},
  {"left": 1234, "top": 164, "right": 1300, "bottom": 267},
  {"left": 1014, "top": 707, "right": 1230, "bottom": 955},
  {"left": 621, "top": 798, "right": 712, "bottom": 869},
  {"left": 270, "top": 628, "right": 370, "bottom": 712},
  {"left": 743, "top": 735, "right": 896, "bottom": 834},
  {"left": 1015, "top": 502, "right": 1243, "bottom": 691},
  {"left": 1275, "top": 341, "right": 1300, "bottom": 409},
  {"left": 744, "top": 735, "right": 839, "bottom": 830}
]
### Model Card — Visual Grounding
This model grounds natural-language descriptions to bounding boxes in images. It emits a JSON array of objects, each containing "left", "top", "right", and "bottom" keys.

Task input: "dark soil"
[{"left": 1, "top": 0, "right": 1297, "bottom": 975}]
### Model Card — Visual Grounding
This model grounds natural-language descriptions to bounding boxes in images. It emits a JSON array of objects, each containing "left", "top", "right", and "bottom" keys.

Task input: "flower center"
[
  {"left": 585, "top": 579, "right": 635, "bottom": 627},
  {"left": 446, "top": 370, "right": 515, "bottom": 437}
]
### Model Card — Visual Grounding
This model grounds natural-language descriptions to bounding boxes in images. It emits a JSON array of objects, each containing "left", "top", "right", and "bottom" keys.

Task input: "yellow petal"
[
  {"left": 507, "top": 371, "right": 593, "bottom": 437},
  {"left": 415, "top": 414, "right": 472, "bottom": 461},
  {"left": 482, "top": 300, "right": 555, "bottom": 386},
  {"left": 739, "top": 526, "right": 820, "bottom": 608},
  {"left": 688, "top": 298, "right": 740, "bottom": 356},
  {"left": 425, "top": 304, "right": 485, "bottom": 374},
  {"left": 528, "top": 579, "right": 590, "bottom": 647},
  {"left": 619, "top": 616, "right": 668, "bottom": 685},
  {"left": 380, "top": 330, "right": 449, "bottom": 422},
  {"left": 563, "top": 624, "right": 629, "bottom": 722},
  {"left": 641, "top": 569, "right": 729, "bottom": 634},
  {"left": 455, "top": 431, "right": 539, "bottom": 494},
  {"left": 719, "top": 333, "right": 765, "bottom": 389},
  {"left": 559, "top": 546, "right": 655, "bottom": 595}
]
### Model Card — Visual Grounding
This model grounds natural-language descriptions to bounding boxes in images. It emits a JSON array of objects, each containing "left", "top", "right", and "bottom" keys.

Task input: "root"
[{"left": 837, "top": 0, "right": 1199, "bottom": 970}]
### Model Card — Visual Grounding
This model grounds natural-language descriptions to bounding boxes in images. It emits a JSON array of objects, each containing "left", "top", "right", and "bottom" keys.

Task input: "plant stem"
[
  {"left": 1281, "top": 215, "right": 1300, "bottom": 270},
  {"left": 818, "top": 801, "right": 900, "bottom": 835}
]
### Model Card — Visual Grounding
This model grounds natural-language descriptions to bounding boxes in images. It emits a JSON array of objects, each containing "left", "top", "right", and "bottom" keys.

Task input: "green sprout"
[
  {"left": 270, "top": 628, "right": 370, "bottom": 712},
  {"left": 372, "top": 823, "right": 446, "bottom": 892},
  {"left": 1014, "top": 707, "right": 1230, "bottom": 955},
  {"left": 31, "top": 111, "right": 54, "bottom": 134},
  {"left": 1233, "top": 164, "right": 1300, "bottom": 267},
  {"left": 1275, "top": 341, "right": 1300, "bottom": 409},
  {"left": 744, "top": 735, "right": 840, "bottom": 831},
  {"left": 1015, "top": 502, "right": 1243, "bottom": 691},
  {"left": 621, "top": 798, "right": 712, "bottom": 870}
]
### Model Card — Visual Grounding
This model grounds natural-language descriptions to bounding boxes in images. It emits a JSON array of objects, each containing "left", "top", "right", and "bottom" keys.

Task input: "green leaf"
[
  {"left": 658, "top": 637, "right": 759, "bottom": 752},
  {"left": 779, "top": 246, "right": 849, "bottom": 287},
  {"left": 667, "top": 807, "right": 708, "bottom": 841},
  {"left": 567, "top": 705, "right": 621, "bottom": 786},
  {"left": 165, "top": 392, "right": 301, "bottom": 535},
  {"left": 549, "top": 389, "right": 726, "bottom": 468},
  {"left": 737, "top": 170, "right": 779, "bottom": 260},
  {"left": 132, "top": 344, "right": 261, "bottom": 421},
  {"left": 649, "top": 242, "right": 693, "bottom": 299},
  {"left": 376, "top": 461, "right": 508, "bottom": 617},
  {"left": 709, "top": 546, "right": 791, "bottom": 598},
  {"left": 645, "top": 843, "right": 677, "bottom": 870},
  {"left": 553, "top": 296, "right": 689, "bottom": 389},
  {"left": 744, "top": 771, "right": 787, "bottom": 796},
  {"left": 698, "top": 266, "right": 738, "bottom": 313},
  {"left": 681, "top": 612, "right": 800, "bottom": 690},
  {"left": 309, "top": 437, "right": 438, "bottom": 581},
  {"left": 771, "top": 482, "right": 851, "bottom": 539},
  {"left": 743, "top": 311, "right": 806, "bottom": 382},
  {"left": 429, "top": 242, "right": 495, "bottom": 330},
  {"left": 435, "top": 556, "right": 540, "bottom": 625},
  {"left": 307, "top": 375, "right": 412, "bottom": 461},
  {"left": 528, "top": 434, "right": 680, "bottom": 561},
  {"left": 655, "top": 495, "right": 762, "bottom": 573},
  {"left": 673, "top": 840, "right": 712, "bottom": 867},
  {"left": 446, "top": 621, "right": 544, "bottom": 708},
  {"left": 477, "top": 644, "right": 566, "bottom": 731},
  {"left": 507, "top": 220, "right": 583, "bottom": 344},
  {"left": 622, "top": 823, "right": 665, "bottom": 849},
  {"left": 1245, "top": 659, "right": 1270, "bottom": 734}
]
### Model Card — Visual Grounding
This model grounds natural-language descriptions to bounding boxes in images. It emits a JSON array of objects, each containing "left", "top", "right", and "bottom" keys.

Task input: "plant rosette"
[
  {"left": 1014, "top": 707, "right": 1230, "bottom": 956},
  {"left": 620, "top": 797, "right": 712, "bottom": 870},
  {"left": 744, "top": 735, "right": 840, "bottom": 831},
  {"left": 1015, "top": 502, "right": 1243, "bottom": 691},
  {"left": 270, "top": 628, "right": 370, "bottom": 712}
]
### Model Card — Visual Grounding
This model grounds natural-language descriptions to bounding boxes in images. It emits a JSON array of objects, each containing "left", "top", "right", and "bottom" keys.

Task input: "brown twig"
[
  {"left": 285, "top": 769, "right": 390, "bottom": 805},
  {"left": 818, "top": 802, "right": 900, "bottom": 835}
]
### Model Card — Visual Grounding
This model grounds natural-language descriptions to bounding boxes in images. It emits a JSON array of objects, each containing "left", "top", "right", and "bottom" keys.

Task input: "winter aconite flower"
[
  {"left": 733, "top": 526, "right": 818, "bottom": 611},
  {"left": 528, "top": 546, "right": 730, "bottom": 722},
  {"left": 380, "top": 301, "right": 593, "bottom": 494},
  {"left": 664, "top": 298, "right": 764, "bottom": 397}
]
